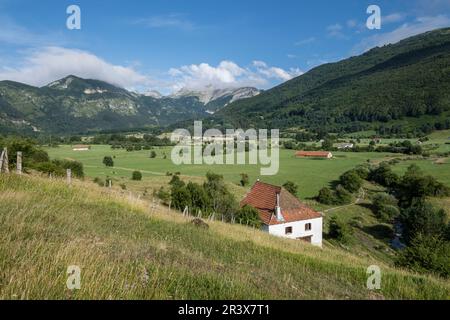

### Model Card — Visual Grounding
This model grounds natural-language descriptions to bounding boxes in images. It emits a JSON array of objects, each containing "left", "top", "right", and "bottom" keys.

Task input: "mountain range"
[
  {"left": 1, "top": 28, "right": 450, "bottom": 135},
  {"left": 211, "top": 27, "right": 450, "bottom": 134},
  {"left": 0, "top": 76, "right": 260, "bottom": 134}
]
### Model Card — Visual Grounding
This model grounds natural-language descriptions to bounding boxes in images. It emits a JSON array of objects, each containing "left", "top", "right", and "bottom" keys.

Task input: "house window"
[
  {"left": 305, "top": 223, "right": 312, "bottom": 231},
  {"left": 285, "top": 226, "right": 293, "bottom": 235}
]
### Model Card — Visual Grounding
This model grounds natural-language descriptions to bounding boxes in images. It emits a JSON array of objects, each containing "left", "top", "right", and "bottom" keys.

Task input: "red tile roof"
[
  {"left": 296, "top": 151, "right": 332, "bottom": 158},
  {"left": 240, "top": 181, "right": 322, "bottom": 225}
]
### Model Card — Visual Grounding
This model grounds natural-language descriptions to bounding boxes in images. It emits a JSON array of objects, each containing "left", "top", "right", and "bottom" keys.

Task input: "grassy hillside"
[
  {"left": 214, "top": 28, "right": 450, "bottom": 134},
  {"left": 0, "top": 174, "right": 449, "bottom": 299}
]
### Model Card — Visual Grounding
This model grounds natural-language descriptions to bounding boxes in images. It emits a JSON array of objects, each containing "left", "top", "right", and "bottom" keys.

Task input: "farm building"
[
  {"left": 336, "top": 143, "right": 354, "bottom": 150},
  {"left": 296, "top": 151, "right": 333, "bottom": 159},
  {"left": 72, "top": 145, "right": 91, "bottom": 151},
  {"left": 241, "top": 181, "right": 323, "bottom": 246}
]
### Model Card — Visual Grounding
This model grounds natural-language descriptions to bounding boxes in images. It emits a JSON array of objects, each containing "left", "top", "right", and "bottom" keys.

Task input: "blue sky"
[{"left": 0, "top": 0, "right": 449, "bottom": 94}]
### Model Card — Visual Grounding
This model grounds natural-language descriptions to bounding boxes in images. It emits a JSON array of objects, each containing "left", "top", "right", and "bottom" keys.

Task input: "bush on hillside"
[
  {"left": 317, "top": 187, "right": 336, "bottom": 205},
  {"left": 396, "top": 233, "right": 450, "bottom": 278},
  {"left": 131, "top": 171, "right": 142, "bottom": 181},
  {"left": 103, "top": 156, "right": 114, "bottom": 167},
  {"left": 339, "top": 170, "right": 363, "bottom": 193},
  {"left": 372, "top": 193, "right": 400, "bottom": 222},
  {"left": 235, "top": 205, "right": 261, "bottom": 228},
  {"left": 328, "top": 216, "right": 353, "bottom": 244}
]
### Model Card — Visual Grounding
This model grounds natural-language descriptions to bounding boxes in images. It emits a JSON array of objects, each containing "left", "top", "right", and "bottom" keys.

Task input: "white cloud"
[
  {"left": 133, "top": 14, "right": 195, "bottom": 31},
  {"left": 347, "top": 20, "right": 358, "bottom": 28},
  {"left": 327, "top": 23, "right": 349, "bottom": 39},
  {"left": 252, "top": 60, "right": 303, "bottom": 81},
  {"left": 168, "top": 60, "right": 303, "bottom": 91},
  {"left": 383, "top": 13, "right": 407, "bottom": 24},
  {"left": 294, "top": 37, "right": 316, "bottom": 46},
  {"left": 355, "top": 15, "right": 450, "bottom": 52},
  {"left": 0, "top": 47, "right": 154, "bottom": 89}
]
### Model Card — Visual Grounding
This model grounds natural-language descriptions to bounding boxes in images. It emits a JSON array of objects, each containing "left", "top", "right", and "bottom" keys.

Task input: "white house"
[
  {"left": 241, "top": 181, "right": 323, "bottom": 247},
  {"left": 337, "top": 143, "right": 354, "bottom": 150}
]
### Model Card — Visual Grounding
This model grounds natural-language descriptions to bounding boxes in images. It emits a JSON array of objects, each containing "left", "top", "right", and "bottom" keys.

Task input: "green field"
[{"left": 45, "top": 145, "right": 400, "bottom": 199}]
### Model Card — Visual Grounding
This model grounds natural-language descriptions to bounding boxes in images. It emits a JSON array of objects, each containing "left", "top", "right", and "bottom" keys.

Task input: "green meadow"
[{"left": 45, "top": 145, "right": 399, "bottom": 199}]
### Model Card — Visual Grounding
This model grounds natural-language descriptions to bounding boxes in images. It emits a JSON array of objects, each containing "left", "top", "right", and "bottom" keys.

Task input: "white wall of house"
[{"left": 263, "top": 218, "right": 323, "bottom": 247}]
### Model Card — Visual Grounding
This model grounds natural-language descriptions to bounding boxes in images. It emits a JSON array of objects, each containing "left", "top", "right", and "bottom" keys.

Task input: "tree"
[
  {"left": 335, "top": 185, "right": 352, "bottom": 205},
  {"left": 240, "top": 173, "right": 249, "bottom": 187},
  {"left": 339, "top": 170, "right": 363, "bottom": 193},
  {"left": 186, "top": 182, "right": 209, "bottom": 216},
  {"left": 236, "top": 205, "right": 261, "bottom": 228},
  {"left": 171, "top": 186, "right": 191, "bottom": 211},
  {"left": 372, "top": 193, "right": 399, "bottom": 222},
  {"left": 369, "top": 163, "right": 400, "bottom": 187},
  {"left": 103, "top": 156, "right": 114, "bottom": 167},
  {"left": 131, "top": 170, "right": 142, "bottom": 181},
  {"left": 396, "top": 233, "right": 450, "bottom": 278},
  {"left": 169, "top": 175, "right": 185, "bottom": 189},
  {"left": 322, "top": 139, "right": 334, "bottom": 150},
  {"left": 317, "top": 187, "right": 336, "bottom": 205},
  {"left": 328, "top": 216, "right": 353, "bottom": 244},
  {"left": 53, "top": 159, "right": 84, "bottom": 178},
  {"left": 400, "top": 200, "right": 447, "bottom": 245},
  {"left": 283, "top": 181, "right": 298, "bottom": 196},
  {"left": 203, "top": 172, "right": 238, "bottom": 220}
]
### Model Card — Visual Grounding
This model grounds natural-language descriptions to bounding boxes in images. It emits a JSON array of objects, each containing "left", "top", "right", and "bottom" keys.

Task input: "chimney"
[{"left": 275, "top": 192, "right": 284, "bottom": 222}]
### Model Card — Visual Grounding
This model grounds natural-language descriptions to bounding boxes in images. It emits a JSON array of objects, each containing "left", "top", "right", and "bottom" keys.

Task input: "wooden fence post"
[
  {"left": 66, "top": 169, "right": 72, "bottom": 185},
  {"left": 16, "top": 152, "right": 22, "bottom": 175},
  {"left": 0, "top": 147, "right": 9, "bottom": 174}
]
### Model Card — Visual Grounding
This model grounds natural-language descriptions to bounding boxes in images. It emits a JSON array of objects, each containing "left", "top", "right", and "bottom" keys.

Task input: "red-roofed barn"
[
  {"left": 241, "top": 181, "right": 323, "bottom": 246},
  {"left": 296, "top": 151, "right": 333, "bottom": 159}
]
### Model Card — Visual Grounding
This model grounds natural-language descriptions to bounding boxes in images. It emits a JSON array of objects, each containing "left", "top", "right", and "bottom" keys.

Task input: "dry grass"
[{"left": 0, "top": 174, "right": 449, "bottom": 300}]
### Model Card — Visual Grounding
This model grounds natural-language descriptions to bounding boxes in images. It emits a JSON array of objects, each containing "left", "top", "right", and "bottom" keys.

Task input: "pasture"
[{"left": 46, "top": 145, "right": 399, "bottom": 199}]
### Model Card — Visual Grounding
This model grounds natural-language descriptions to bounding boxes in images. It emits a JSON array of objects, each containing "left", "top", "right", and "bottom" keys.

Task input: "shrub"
[
  {"left": 369, "top": 163, "right": 400, "bottom": 187},
  {"left": 150, "top": 151, "right": 157, "bottom": 158},
  {"left": 372, "top": 193, "right": 399, "bottom": 222},
  {"left": 335, "top": 185, "right": 353, "bottom": 205},
  {"left": 93, "top": 177, "right": 105, "bottom": 187},
  {"left": 131, "top": 171, "right": 142, "bottom": 181},
  {"left": 339, "top": 170, "right": 363, "bottom": 193},
  {"left": 317, "top": 187, "right": 336, "bottom": 205},
  {"left": 328, "top": 216, "right": 353, "bottom": 244},
  {"left": 235, "top": 205, "right": 262, "bottom": 228},
  {"left": 156, "top": 187, "right": 170, "bottom": 205},
  {"left": 396, "top": 233, "right": 450, "bottom": 278},
  {"left": 53, "top": 159, "right": 84, "bottom": 178},
  {"left": 400, "top": 200, "right": 447, "bottom": 245},
  {"left": 103, "top": 156, "right": 114, "bottom": 167}
]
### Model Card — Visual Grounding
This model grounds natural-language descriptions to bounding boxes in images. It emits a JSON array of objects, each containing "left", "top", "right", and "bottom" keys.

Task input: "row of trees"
[{"left": 156, "top": 172, "right": 261, "bottom": 228}]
